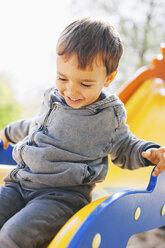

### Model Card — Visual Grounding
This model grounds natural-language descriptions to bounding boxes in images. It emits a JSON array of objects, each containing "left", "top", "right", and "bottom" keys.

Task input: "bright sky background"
[
  {"left": 0, "top": 0, "right": 76, "bottom": 103},
  {"left": 1, "top": 0, "right": 162, "bottom": 105}
]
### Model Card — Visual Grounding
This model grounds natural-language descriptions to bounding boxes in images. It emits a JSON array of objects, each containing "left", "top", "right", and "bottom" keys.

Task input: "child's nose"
[{"left": 66, "top": 82, "right": 78, "bottom": 96}]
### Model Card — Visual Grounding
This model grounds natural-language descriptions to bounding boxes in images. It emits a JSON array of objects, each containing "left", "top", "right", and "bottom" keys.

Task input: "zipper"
[
  {"left": 43, "top": 107, "right": 53, "bottom": 129},
  {"left": 20, "top": 144, "right": 27, "bottom": 166},
  {"left": 10, "top": 99, "right": 55, "bottom": 180},
  {"left": 31, "top": 98, "right": 54, "bottom": 145},
  {"left": 10, "top": 143, "right": 27, "bottom": 180},
  {"left": 31, "top": 125, "right": 43, "bottom": 145},
  {"left": 10, "top": 168, "right": 19, "bottom": 180}
]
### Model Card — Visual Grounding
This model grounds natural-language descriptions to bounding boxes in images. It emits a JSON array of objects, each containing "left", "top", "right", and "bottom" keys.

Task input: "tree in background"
[
  {"left": 69, "top": 0, "right": 165, "bottom": 89},
  {"left": 0, "top": 75, "right": 22, "bottom": 129}
]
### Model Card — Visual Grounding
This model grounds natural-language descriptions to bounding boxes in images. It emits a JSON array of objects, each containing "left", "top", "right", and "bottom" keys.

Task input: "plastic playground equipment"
[{"left": 0, "top": 43, "right": 165, "bottom": 247}]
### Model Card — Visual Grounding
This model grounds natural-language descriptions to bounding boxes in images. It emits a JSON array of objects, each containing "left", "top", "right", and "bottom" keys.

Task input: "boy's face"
[{"left": 56, "top": 53, "right": 116, "bottom": 109}]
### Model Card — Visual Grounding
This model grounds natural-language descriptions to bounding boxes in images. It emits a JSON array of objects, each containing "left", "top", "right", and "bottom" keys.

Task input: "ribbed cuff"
[{"left": 4, "top": 127, "right": 16, "bottom": 144}]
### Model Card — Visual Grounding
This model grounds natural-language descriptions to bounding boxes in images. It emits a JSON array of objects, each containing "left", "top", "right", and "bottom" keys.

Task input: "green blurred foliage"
[{"left": 0, "top": 76, "right": 22, "bottom": 129}]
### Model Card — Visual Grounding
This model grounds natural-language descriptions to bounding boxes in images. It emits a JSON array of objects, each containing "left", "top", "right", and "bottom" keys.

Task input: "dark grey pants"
[{"left": 0, "top": 182, "right": 88, "bottom": 248}]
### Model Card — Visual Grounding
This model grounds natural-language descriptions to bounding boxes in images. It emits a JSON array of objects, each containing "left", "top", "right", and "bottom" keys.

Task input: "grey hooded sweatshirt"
[{"left": 4, "top": 87, "right": 158, "bottom": 199}]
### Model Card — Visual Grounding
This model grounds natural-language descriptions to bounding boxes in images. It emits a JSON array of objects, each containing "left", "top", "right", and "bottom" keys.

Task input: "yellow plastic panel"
[
  {"left": 126, "top": 79, "right": 165, "bottom": 146},
  {"left": 48, "top": 196, "right": 109, "bottom": 248}
]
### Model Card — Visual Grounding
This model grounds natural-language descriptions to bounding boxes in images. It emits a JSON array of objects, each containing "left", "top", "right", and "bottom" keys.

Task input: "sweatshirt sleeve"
[
  {"left": 4, "top": 119, "right": 32, "bottom": 144},
  {"left": 4, "top": 87, "right": 54, "bottom": 144},
  {"left": 108, "top": 103, "right": 160, "bottom": 170}
]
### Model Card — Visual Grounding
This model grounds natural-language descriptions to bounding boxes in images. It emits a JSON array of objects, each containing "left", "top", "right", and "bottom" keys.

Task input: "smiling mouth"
[{"left": 67, "top": 96, "right": 83, "bottom": 103}]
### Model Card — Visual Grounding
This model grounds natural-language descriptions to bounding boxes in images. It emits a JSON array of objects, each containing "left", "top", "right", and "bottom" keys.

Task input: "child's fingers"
[
  {"left": 142, "top": 148, "right": 159, "bottom": 164},
  {"left": 152, "top": 166, "right": 159, "bottom": 176},
  {"left": 142, "top": 147, "right": 165, "bottom": 176},
  {"left": 142, "top": 149, "right": 151, "bottom": 157},
  {"left": 152, "top": 152, "right": 165, "bottom": 176},
  {"left": 152, "top": 163, "right": 165, "bottom": 176}
]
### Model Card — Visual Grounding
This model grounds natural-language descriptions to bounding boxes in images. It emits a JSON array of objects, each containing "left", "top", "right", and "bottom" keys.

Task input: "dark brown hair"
[{"left": 57, "top": 17, "right": 123, "bottom": 75}]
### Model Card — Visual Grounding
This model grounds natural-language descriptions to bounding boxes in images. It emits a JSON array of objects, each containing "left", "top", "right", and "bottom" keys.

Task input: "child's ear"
[{"left": 104, "top": 70, "right": 118, "bottom": 87}]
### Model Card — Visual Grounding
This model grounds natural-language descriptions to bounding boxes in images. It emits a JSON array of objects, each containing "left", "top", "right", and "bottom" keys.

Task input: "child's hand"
[
  {"left": 142, "top": 147, "right": 165, "bottom": 176},
  {"left": 0, "top": 129, "right": 9, "bottom": 149}
]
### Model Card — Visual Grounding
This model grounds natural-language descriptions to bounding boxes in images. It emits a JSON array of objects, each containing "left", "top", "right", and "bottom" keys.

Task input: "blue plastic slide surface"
[{"left": 0, "top": 141, "right": 16, "bottom": 165}]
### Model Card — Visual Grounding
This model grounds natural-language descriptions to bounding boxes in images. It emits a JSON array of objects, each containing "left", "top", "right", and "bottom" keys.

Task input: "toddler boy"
[{"left": 0, "top": 17, "right": 165, "bottom": 248}]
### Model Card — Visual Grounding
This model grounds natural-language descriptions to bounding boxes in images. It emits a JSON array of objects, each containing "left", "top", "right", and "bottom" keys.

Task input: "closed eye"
[
  {"left": 57, "top": 76, "right": 68, "bottom": 81},
  {"left": 81, "top": 83, "right": 92, "bottom": 87}
]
